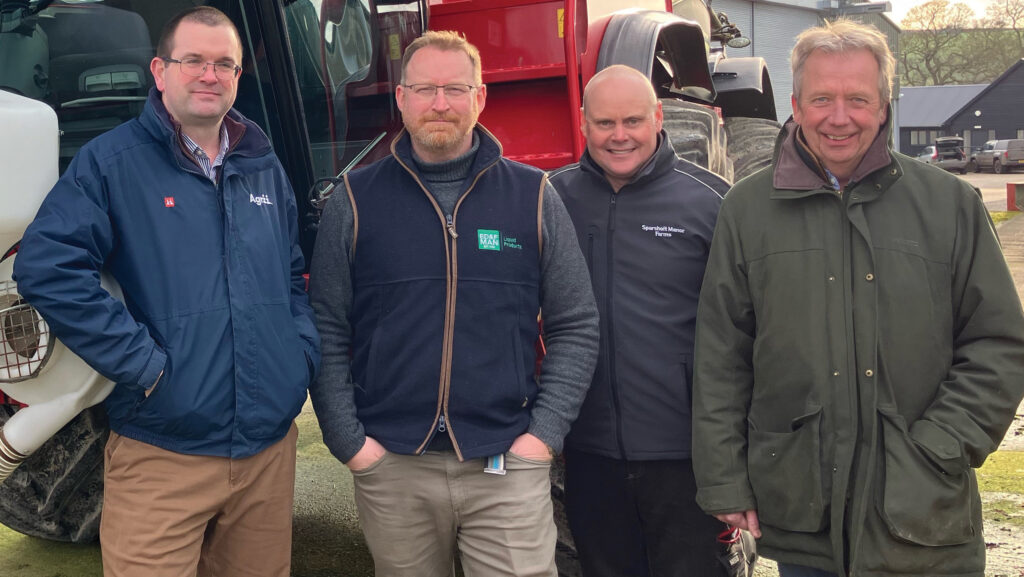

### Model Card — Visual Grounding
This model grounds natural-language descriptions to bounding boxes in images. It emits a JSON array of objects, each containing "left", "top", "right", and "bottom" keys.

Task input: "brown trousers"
[
  {"left": 352, "top": 450, "right": 558, "bottom": 577},
  {"left": 100, "top": 424, "right": 298, "bottom": 577}
]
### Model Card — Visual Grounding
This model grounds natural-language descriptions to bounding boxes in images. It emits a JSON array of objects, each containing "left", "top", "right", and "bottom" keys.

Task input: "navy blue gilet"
[{"left": 345, "top": 128, "right": 543, "bottom": 460}]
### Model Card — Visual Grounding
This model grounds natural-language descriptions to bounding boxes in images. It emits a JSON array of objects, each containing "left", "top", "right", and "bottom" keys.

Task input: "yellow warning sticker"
[
  {"left": 557, "top": 8, "right": 564, "bottom": 39},
  {"left": 389, "top": 34, "right": 401, "bottom": 61}
]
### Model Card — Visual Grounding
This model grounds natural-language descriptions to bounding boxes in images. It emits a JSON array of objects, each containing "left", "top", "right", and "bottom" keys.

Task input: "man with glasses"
[
  {"left": 309, "top": 30, "right": 598, "bottom": 577},
  {"left": 15, "top": 7, "right": 319, "bottom": 577}
]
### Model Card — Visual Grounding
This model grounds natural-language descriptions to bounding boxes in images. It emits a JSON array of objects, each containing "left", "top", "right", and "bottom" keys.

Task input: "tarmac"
[{"left": 998, "top": 206, "right": 1024, "bottom": 302}]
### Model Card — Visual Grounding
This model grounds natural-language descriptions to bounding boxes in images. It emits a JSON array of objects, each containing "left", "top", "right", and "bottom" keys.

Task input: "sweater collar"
[{"left": 412, "top": 132, "right": 481, "bottom": 185}]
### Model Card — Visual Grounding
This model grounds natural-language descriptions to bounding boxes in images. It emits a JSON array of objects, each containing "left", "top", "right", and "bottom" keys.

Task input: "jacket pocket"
[
  {"left": 747, "top": 406, "right": 827, "bottom": 532},
  {"left": 680, "top": 354, "right": 693, "bottom": 408},
  {"left": 876, "top": 407, "right": 974, "bottom": 546}
]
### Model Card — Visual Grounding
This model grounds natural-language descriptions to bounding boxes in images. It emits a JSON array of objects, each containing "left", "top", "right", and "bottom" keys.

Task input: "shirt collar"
[{"left": 181, "top": 124, "right": 229, "bottom": 165}]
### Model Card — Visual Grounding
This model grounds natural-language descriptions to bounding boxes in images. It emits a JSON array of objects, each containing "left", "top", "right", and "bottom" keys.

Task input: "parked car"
[
  {"left": 970, "top": 139, "right": 1024, "bottom": 174},
  {"left": 916, "top": 137, "right": 968, "bottom": 174}
]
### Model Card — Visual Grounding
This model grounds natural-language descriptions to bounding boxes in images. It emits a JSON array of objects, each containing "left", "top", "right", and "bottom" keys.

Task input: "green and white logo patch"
[{"left": 478, "top": 229, "right": 501, "bottom": 251}]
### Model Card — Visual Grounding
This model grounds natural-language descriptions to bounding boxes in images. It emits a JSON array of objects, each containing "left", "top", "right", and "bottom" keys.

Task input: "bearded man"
[{"left": 308, "top": 30, "right": 599, "bottom": 577}]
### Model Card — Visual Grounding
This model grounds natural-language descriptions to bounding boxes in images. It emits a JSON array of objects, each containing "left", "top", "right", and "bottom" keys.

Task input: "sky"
[{"left": 886, "top": 0, "right": 996, "bottom": 24}]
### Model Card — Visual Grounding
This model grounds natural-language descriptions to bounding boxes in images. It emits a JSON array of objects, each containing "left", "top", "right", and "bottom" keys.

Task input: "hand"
[
  {"left": 508, "top": 433, "right": 553, "bottom": 462},
  {"left": 714, "top": 510, "right": 761, "bottom": 539},
  {"left": 346, "top": 436, "right": 386, "bottom": 471},
  {"left": 144, "top": 369, "right": 165, "bottom": 398}
]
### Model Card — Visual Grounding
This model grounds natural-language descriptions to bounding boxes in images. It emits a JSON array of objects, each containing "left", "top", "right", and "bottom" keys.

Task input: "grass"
[
  {"left": 978, "top": 451, "right": 1024, "bottom": 494},
  {"left": 991, "top": 211, "right": 1019, "bottom": 226},
  {"left": 0, "top": 529, "right": 101, "bottom": 577},
  {"left": 983, "top": 498, "right": 1024, "bottom": 527}
]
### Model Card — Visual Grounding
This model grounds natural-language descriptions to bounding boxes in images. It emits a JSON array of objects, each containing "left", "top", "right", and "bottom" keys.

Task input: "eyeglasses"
[
  {"left": 402, "top": 83, "right": 477, "bottom": 100},
  {"left": 162, "top": 57, "right": 241, "bottom": 81}
]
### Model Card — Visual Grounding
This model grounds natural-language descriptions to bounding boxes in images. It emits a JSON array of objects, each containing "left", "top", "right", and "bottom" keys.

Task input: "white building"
[{"left": 676, "top": 0, "right": 900, "bottom": 124}]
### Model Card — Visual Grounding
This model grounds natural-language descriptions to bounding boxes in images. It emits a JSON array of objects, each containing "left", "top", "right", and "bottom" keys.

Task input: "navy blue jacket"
[
  {"left": 550, "top": 132, "right": 728, "bottom": 460},
  {"left": 14, "top": 88, "right": 320, "bottom": 459},
  {"left": 344, "top": 130, "right": 544, "bottom": 459}
]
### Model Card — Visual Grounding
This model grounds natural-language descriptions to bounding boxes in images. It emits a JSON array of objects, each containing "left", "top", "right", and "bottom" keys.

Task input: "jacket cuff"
[
  {"left": 910, "top": 419, "right": 967, "bottom": 476},
  {"left": 135, "top": 346, "right": 167, "bottom": 392},
  {"left": 695, "top": 482, "right": 756, "bottom": 516}
]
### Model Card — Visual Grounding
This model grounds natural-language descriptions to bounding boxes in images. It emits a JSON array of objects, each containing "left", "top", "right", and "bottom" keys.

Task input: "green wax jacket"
[{"left": 693, "top": 117, "right": 1024, "bottom": 577}]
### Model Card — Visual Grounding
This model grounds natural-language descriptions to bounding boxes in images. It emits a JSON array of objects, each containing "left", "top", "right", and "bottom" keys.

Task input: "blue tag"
[{"left": 484, "top": 454, "right": 506, "bottom": 475}]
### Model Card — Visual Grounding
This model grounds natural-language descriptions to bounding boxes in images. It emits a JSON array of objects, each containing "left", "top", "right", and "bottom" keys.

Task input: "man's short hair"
[
  {"left": 791, "top": 18, "right": 895, "bottom": 104},
  {"left": 582, "top": 65, "right": 657, "bottom": 113},
  {"left": 401, "top": 30, "right": 482, "bottom": 86},
  {"left": 157, "top": 6, "right": 241, "bottom": 60}
]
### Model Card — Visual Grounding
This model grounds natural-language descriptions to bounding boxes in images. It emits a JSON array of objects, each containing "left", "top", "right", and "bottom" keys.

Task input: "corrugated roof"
[{"left": 897, "top": 85, "right": 987, "bottom": 128}]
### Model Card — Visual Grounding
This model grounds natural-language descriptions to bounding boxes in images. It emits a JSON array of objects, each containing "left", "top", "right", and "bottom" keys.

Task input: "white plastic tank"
[
  {"left": 0, "top": 89, "right": 58, "bottom": 253},
  {"left": 0, "top": 89, "right": 114, "bottom": 480}
]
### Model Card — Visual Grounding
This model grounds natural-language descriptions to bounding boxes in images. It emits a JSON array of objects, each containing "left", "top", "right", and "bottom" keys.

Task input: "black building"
[
  {"left": 898, "top": 59, "right": 1024, "bottom": 156},
  {"left": 898, "top": 84, "right": 984, "bottom": 156},
  {"left": 947, "top": 59, "right": 1024, "bottom": 154}
]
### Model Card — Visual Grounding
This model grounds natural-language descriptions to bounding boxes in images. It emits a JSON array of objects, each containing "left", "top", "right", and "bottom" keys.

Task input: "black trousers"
[{"left": 564, "top": 449, "right": 730, "bottom": 577}]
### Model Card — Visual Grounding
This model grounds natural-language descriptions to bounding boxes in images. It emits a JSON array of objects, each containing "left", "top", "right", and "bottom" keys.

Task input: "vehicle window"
[
  {"left": 0, "top": 0, "right": 282, "bottom": 174},
  {"left": 283, "top": 0, "right": 423, "bottom": 181}
]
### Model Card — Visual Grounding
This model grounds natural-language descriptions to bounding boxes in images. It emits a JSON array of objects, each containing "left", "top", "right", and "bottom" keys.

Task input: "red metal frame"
[
  {"left": 0, "top": 391, "right": 26, "bottom": 408},
  {"left": 425, "top": 0, "right": 618, "bottom": 168},
  {"left": 563, "top": 0, "right": 583, "bottom": 160},
  {"left": 421, "top": 0, "right": 672, "bottom": 168},
  {"left": 431, "top": 0, "right": 578, "bottom": 168}
]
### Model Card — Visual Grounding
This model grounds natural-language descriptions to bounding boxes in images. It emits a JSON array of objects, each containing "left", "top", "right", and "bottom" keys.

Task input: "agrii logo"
[
  {"left": 250, "top": 193, "right": 274, "bottom": 206},
  {"left": 477, "top": 229, "right": 523, "bottom": 251}
]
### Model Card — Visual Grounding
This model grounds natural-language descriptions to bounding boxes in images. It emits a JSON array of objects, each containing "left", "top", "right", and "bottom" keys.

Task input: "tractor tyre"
[
  {"left": 0, "top": 404, "right": 107, "bottom": 542},
  {"left": 724, "top": 117, "right": 782, "bottom": 183},
  {"left": 660, "top": 99, "right": 734, "bottom": 182}
]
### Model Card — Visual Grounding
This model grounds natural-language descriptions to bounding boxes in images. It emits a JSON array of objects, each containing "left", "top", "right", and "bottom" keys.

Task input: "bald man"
[{"left": 549, "top": 65, "right": 732, "bottom": 576}]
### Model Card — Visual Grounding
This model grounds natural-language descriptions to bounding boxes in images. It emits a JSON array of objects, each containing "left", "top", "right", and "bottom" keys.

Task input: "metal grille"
[{"left": 0, "top": 279, "right": 51, "bottom": 382}]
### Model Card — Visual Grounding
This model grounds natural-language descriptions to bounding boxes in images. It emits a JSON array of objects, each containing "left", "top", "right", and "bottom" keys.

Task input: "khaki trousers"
[
  {"left": 100, "top": 424, "right": 298, "bottom": 577},
  {"left": 352, "top": 450, "right": 557, "bottom": 577}
]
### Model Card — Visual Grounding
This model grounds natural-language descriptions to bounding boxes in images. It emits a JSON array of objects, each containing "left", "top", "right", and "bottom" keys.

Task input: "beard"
[{"left": 406, "top": 112, "right": 474, "bottom": 157}]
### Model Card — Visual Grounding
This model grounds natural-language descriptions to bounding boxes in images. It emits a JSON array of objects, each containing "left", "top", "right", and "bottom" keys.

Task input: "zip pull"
[
  {"left": 438, "top": 415, "right": 447, "bottom": 433},
  {"left": 446, "top": 214, "right": 458, "bottom": 238}
]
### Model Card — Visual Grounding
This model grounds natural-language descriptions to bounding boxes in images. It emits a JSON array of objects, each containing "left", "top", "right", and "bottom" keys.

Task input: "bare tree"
[
  {"left": 978, "top": 0, "right": 1024, "bottom": 71},
  {"left": 899, "top": 0, "right": 979, "bottom": 85},
  {"left": 899, "top": 0, "right": 1024, "bottom": 86}
]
